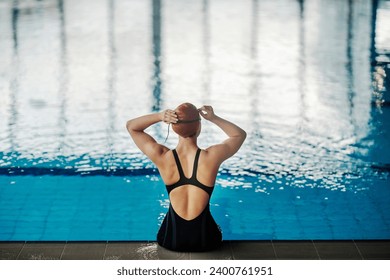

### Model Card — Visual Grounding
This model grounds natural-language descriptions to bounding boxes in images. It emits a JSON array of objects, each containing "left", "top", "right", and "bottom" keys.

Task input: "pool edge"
[{"left": 1, "top": 240, "right": 389, "bottom": 260}]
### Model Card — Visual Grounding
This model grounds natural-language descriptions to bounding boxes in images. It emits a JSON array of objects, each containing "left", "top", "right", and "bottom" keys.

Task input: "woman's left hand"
[{"left": 160, "top": 109, "right": 178, "bottom": 124}]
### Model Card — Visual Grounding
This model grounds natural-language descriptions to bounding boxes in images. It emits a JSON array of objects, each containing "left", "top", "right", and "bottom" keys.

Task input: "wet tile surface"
[
  {"left": 104, "top": 242, "right": 150, "bottom": 260},
  {"left": 230, "top": 241, "right": 276, "bottom": 260},
  {"left": 272, "top": 241, "right": 320, "bottom": 260},
  {"left": 104, "top": 242, "right": 190, "bottom": 260},
  {"left": 355, "top": 241, "right": 390, "bottom": 260},
  {"left": 62, "top": 242, "right": 107, "bottom": 260},
  {"left": 18, "top": 244, "right": 65, "bottom": 260},
  {"left": 0, "top": 242, "right": 24, "bottom": 260},
  {"left": 190, "top": 242, "right": 233, "bottom": 260},
  {"left": 314, "top": 241, "right": 362, "bottom": 260},
  {"left": 156, "top": 245, "right": 191, "bottom": 260},
  {"left": 0, "top": 240, "right": 389, "bottom": 260}
]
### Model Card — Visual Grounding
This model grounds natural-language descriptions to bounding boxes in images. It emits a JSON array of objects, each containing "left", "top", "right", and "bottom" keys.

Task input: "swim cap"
[{"left": 172, "top": 103, "right": 201, "bottom": 138}]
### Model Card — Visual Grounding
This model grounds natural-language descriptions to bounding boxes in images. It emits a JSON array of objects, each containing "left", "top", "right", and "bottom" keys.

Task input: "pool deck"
[{"left": 1, "top": 240, "right": 389, "bottom": 260}]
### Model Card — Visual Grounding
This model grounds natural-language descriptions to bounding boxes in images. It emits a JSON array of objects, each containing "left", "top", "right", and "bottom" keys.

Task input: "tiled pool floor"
[{"left": 1, "top": 241, "right": 389, "bottom": 260}]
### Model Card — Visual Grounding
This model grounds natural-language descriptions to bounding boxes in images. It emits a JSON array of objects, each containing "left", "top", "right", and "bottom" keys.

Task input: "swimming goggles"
[{"left": 175, "top": 118, "right": 201, "bottom": 124}]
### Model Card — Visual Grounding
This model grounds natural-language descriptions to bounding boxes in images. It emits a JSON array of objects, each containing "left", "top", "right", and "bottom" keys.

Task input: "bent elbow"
[
  {"left": 240, "top": 129, "right": 247, "bottom": 142},
  {"left": 230, "top": 129, "right": 246, "bottom": 143},
  {"left": 126, "top": 120, "right": 134, "bottom": 132}
]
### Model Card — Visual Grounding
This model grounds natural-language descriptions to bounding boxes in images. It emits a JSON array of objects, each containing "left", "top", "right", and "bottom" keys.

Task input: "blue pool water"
[
  {"left": 0, "top": 174, "right": 389, "bottom": 241},
  {"left": 1, "top": 0, "right": 390, "bottom": 241}
]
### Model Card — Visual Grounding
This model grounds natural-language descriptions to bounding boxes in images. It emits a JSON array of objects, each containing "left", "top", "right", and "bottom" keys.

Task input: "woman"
[{"left": 126, "top": 103, "right": 246, "bottom": 251}]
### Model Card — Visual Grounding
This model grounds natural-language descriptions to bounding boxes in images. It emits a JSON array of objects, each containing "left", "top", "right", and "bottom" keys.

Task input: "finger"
[
  {"left": 166, "top": 112, "right": 178, "bottom": 123},
  {"left": 170, "top": 112, "right": 178, "bottom": 121},
  {"left": 166, "top": 110, "right": 176, "bottom": 115},
  {"left": 199, "top": 111, "right": 209, "bottom": 119},
  {"left": 163, "top": 110, "right": 175, "bottom": 123},
  {"left": 198, "top": 106, "right": 208, "bottom": 114}
]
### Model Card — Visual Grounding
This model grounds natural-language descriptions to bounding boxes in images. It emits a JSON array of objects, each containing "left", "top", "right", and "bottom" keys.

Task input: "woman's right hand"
[
  {"left": 198, "top": 105, "right": 216, "bottom": 121},
  {"left": 160, "top": 109, "right": 178, "bottom": 124}
]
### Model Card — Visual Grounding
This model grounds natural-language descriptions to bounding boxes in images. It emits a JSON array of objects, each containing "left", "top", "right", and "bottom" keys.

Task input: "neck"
[{"left": 176, "top": 136, "right": 198, "bottom": 150}]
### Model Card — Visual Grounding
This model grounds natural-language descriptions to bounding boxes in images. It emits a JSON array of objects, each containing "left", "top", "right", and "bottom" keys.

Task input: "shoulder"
[
  {"left": 200, "top": 147, "right": 222, "bottom": 166},
  {"left": 203, "top": 144, "right": 229, "bottom": 163},
  {"left": 153, "top": 147, "right": 173, "bottom": 167}
]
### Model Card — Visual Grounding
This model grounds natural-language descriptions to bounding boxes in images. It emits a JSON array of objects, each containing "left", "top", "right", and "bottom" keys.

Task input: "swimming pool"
[{"left": 0, "top": 0, "right": 389, "bottom": 241}]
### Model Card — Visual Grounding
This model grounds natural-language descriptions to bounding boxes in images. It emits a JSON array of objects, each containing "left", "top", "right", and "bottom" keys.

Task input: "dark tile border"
[
  {"left": 61, "top": 242, "right": 107, "bottom": 260},
  {"left": 272, "top": 241, "right": 320, "bottom": 260},
  {"left": 313, "top": 240, "right": 363, "bottom": 260},
  {"left": 18, "top": 245, "right": 65, "bottom": 260},
  {"left": 190, "top": 242, "right": 233, "bottom": 260},
  {"left": 230, "top": 241, "right": 276, "bottom": 260},
  {"left": 0, "top": 242, "right": 25, "bottom": 260},
  {"left": 1, "top": 240, "right": 389, "bottom": 260},
  {"left": 354, "top": 240, "right": 390, "bottom": 260}
]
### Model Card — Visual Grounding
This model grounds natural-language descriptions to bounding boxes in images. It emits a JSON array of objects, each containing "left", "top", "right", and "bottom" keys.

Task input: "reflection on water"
[{"left": 0, "top": 0, "right": 389, "bottom": 192}]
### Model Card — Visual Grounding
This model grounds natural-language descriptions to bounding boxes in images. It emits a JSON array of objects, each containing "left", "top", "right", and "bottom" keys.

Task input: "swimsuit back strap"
[
  {"left": 172, "top": 149, "right": 185, "bottom": 178},
  {"left": 191, "top": 148, "right": 202, "bottom": 179}
]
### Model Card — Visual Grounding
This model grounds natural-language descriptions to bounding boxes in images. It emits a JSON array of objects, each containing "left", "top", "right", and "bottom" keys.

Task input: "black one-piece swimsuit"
[{"left": 157, "top": 148, "right": 222, "bottom": 252}]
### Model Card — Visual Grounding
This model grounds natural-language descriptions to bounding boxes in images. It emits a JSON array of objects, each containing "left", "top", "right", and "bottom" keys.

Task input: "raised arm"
[
  {"left": 199, "top": 105, "right": 246, "bottom": 164},
  {"left": 126, "top": 110, "right": 178, "bottom": 164}
]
